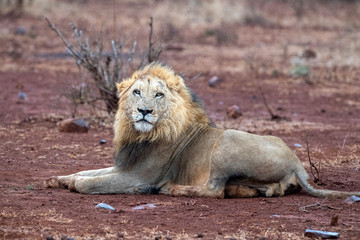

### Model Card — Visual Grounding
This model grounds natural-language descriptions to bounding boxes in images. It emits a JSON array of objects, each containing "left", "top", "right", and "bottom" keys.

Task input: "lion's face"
[
  {"left": 123, "top": 75, "right": 172, "bottom": 133},
  {"left": 114, "top": 63, "right": 210, "bottom": 147}
]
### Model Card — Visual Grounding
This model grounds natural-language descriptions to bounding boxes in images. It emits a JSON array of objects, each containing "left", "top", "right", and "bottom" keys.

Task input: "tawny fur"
[{"left": 45, "top": 63, "right": 360, "bottom": 199}]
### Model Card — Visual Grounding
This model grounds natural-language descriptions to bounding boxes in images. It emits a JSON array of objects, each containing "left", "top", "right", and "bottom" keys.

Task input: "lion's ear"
[
  {"left": 116, "top": 80, "right": 132, "bottom": 97},
  {"left": 166, "top": 75, "right": 185, "bottom": 93}
]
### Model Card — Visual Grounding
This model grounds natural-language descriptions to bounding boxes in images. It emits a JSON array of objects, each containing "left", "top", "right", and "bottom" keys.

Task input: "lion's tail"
[{"left": 295, "top": 167, "right": 360, "bottom": 199}]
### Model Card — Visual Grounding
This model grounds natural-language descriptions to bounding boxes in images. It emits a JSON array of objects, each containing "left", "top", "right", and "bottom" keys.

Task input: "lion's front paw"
[
  {"left": 45, "top": 176, "right": 60, "bottom": 188},
  {"left": 45, "top": 176, "right": 73, "bottom": 189}
]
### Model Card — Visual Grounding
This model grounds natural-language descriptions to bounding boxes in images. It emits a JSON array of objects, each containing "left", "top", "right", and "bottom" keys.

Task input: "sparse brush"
[{"left": 46, "top": 17, "right": 162, "bottom": 114}]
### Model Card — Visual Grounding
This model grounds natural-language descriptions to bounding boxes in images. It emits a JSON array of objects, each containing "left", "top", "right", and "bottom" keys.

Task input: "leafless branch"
[
  {"left": 258, "top": 86, "right": 290, "bottom": 122},
  {"left": 305, "top": 132, "right": 321, "bottom": 183}
]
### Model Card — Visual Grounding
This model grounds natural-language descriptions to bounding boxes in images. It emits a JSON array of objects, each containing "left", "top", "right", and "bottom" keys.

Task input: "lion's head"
[{"left": 113, "top": 63, "right": 211, "bottom": 150}]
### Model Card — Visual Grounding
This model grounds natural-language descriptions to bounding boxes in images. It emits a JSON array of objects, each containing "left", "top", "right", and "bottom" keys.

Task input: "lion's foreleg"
[
  {"left": 45, "top": 167, "right": 116, "bottom": 189},
  {"left": 67, "top": 172, "right": 145, "bottom": 194}
]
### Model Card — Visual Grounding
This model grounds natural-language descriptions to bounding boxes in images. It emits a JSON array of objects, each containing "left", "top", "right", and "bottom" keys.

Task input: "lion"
[{"left": 46, "top": 63, "right": 360, "bottom": 199}]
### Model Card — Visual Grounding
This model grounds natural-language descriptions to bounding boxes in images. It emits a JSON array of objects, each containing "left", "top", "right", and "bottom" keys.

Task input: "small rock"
[
  {"left": 208, "top": 76, "right": 221, "bottom": 87},
  {"left": 58, "top": 118, "right": 89, "bottom": 133},
  {"left": 14, "top": 27, "right": 26, "bottom": 35},
  {"left": 344, "top": 195, "right": 360, "bottom": 204},
  {"left": 18, "top": 92, "right": 27, "bottom": 100},
  {"left": 133, "top": 203, "right": 156, "bottom": 210},
  {"left": 300, "top": 49, "right": 316, "bottom": 59},
  {"left": 294, "top": 143, "right": 303, "bottom": 148},
  {"left": 100, "top": 139, "right": 107, "bottom": 144},
  {"left": 118, "top": 233, "right": 125, "bottom": 238},
  {"left": 226, "top": 105, "right": 242, "bottom": 119},
  {"left": 154, "top": 234, "right": 162, "bottom": 240},
  {"left": 197, "top": 233, "right": 204, "bottom": 238},
  {"left": 95, "top": 203, "right": 115, "bottom": 210},
  {"left": 60, "top": 236, "right": 74, "bottom": 240},
  {"left": 165, "top": 236, "right": 172, "bottom": 240},
  {"left": 304, "top": 229, "right": 339, "bottom": 239},
  {"left": 46, "top": 236, "right": 55, "bottom": 240}
]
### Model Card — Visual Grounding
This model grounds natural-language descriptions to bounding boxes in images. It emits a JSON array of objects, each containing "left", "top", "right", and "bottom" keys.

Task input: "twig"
[
  {"left": 258, "top": 86, "right": 289, "bottom": 122},
  {"left": 148, "top": 17, "right": 154, "bottom": 63},
  {"left": 305, "top": 132, "right": 321, "bottom": 183},
  {"left": 299, "top": 198, "right": 327, "bottom": 212}
]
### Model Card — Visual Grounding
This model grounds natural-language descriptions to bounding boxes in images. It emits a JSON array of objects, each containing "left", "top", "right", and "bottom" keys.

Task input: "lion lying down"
[{"left": 46, "top": 63, "right": 360, "bottom": 198}]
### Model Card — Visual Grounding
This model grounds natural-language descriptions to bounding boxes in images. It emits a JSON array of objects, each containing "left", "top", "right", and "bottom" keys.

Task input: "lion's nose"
[{"left": 137, "top": 108, "right": 153, "bottom": 116}]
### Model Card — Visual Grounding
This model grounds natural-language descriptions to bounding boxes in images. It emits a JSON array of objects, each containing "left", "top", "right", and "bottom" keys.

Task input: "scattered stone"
[
  {"left": 58, "top": 118, "right": 89, "bottom": 133},
  {"left": 165, "top": 236, "right": 172, "bottom": 240},
  {"left": 304, "top": 229, "right": 339, "bottom": 239},
  {"left": 344, "top": 195, "right": 360, "bottom": 204},
  {"left": 60, "top": 236, "right": 74, "bottom": 240},
  {"left": 100, "top": 139, "right": 107, "bottom": 144},
  {"left": 95, "top": 203, "right": 115, "bottom": 211},
  {"left": 133, "top": 203, "right": 156, "bottom": 210},
  {"left": 197, "top": 233, "right": 204, "bottom": 238},
  {"left": 154, "top": 234, "right": 162, "bottom": 240},
  {"left": 14, "top": 27, "right": 26, "bottom": 35},
  {"left": 16, "top": 82, "right": 24, "bottom": 90},
  {"left": 208, "top": 76, "right": 221, "bottom": 87},
  {"left": 46, "top": 236, "right": 55, "bottom": 240},
  {"left": 300, "top": 49, "right": 317, "bottom": 59},
  {"left": 294, "top": 143, "right": 303, "bottom": 148},
  {"left": 18, "top": 92, "right": 27, "bottom": 100},
  {"left": 118, "top": 232, "right": 125, "bottom": 238},
  {"left": 226, "top": 105, "right": 242, "bottom": 119}
]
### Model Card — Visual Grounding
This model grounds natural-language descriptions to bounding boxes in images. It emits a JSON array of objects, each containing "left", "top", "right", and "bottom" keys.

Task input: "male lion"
[{"left": 46, "top": 63, "right": 360, "bottom": 199}]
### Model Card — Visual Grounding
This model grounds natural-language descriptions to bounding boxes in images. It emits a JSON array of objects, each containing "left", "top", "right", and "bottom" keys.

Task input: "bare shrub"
[{"left": 46, "top": 17, "right": 162, "bottom": 114}]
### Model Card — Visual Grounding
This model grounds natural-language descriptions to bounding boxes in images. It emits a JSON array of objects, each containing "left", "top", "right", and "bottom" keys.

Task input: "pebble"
[
  {"left": 14, "top": 27, "right": 26, "bottom": 35},
  {"left": 154, "top": 234, "right": 162, "bottom": 240},
  {"left": 208, "top": 76, "right": 221, "bottom": 87},
  {"left": 100, "top": 139, "right": 107, "bottom": 144},
  {"left": 294, "top": 143, "right": 303, "bottom": 148},
  {"left": 133, "top": 203, "right": 156, "bottom": 210},
  {"left": 58, "top": 118, "right": 89, "bottom": 133},
  {"left": 226, "top": 105, "right": 242, "bottom": 119},
  {"left": 344, "top": 195, "right": 360, "bottom": 204},
  {"left": 304, "top": 229, "right": 339, "bottom": 239},
  {"left": 95, "top": 203, "right": 115, "bottom": 210},
  {"left": 18, "top": 92, "right": 27, "bottom": 100},
  {"left": 46, "top": 236, "right": 55, "bottom": 240}
]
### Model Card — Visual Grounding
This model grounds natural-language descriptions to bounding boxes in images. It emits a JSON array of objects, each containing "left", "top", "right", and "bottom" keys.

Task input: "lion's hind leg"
[{"left": 225, "top": 184, "right": 259, "bottom": 198}]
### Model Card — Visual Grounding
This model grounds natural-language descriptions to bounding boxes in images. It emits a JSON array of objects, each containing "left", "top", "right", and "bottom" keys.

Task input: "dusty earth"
[{"left": 1, "top": 1, "right": 360, "bottom": 239}]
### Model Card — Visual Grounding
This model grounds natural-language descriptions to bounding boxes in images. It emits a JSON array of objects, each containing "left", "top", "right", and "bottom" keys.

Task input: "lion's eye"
[
  {"left": 155, "top": 92, "right": 164, "bottom": 98},
  {"left": 133, "top": 89, "right": 140, "bottom": 96}
]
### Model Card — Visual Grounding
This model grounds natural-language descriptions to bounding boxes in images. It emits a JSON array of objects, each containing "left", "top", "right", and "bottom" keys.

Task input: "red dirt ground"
[{"left": 1, "top": 1, "right": 360, "bottom": 239}]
